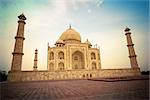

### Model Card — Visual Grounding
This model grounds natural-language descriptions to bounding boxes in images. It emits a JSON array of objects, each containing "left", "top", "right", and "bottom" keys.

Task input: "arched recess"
[
  {"left": 98, "top": 53, "right": 100, "bottom": 60},
  {"left": 92, "top": 62, "right": 96, "bottom": 70},
  {"left": 72, "top": 51, "right": 85, "bottom": 69},
  {"left": 90, "top": 74, "right": 92, "bottom": 78},
  {"left": 91, "top": 52, "right": 96, "bottom": 60},
  {"left": 49, "top": 63, "right": 54, "bottom": 71},
  {"left": 50, "top": 52, "right": 54, "bottom": 60},
  {"left": 58, "top": 51, "right": 64, "bottom": 59},
  {"left": 58, "top": 62, "right": 64, "bottom": 70}
]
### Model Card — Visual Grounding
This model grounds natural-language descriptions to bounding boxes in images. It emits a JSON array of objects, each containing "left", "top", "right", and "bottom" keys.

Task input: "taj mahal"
[
  {"left": 8, "top": 14, "right": 141, "bottom": 81},
  {"left": 48, "top": 25, "right": 101, "bottom": 71}
]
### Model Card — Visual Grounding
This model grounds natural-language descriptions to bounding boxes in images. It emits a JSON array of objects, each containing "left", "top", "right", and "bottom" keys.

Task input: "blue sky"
[{"left": 0, "top": 0, "right": 149, "bottom": 71}]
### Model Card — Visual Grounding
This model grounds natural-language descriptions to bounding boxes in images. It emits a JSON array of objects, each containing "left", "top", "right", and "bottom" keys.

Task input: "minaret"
[
  {"left": 47, "top": 42, "right": 50, "bottom": 70},
  {"left": 33, "top": 49, "right": 38, "bottom": 71},
  {"left": 11, "top": 14, "right": 26, "bottom": 71},
  {"left": 69, "top": 24, "right": 71, "bottom": 29},
  {"left": 124, "top": 27, "right": 139, "bottom": 69}
]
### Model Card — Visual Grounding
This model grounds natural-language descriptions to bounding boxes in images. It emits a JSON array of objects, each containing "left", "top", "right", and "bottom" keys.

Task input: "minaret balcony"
[
  {"left": 127, "top": 44, "right": 134, "bottom": 47},
  {"left": 125, "top": 32, "right": 131, "bottom": 35},
  {"left": 129, "top": 55, "right": 137, "bottom": 58},
  {"left": 15, "top": 36, "right": 25, "bottom": 40}
]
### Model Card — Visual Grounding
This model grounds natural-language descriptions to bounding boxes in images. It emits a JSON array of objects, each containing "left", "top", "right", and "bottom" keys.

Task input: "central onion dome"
[{"left": 59, "top": 26, "right": 81, "bottom": 43}]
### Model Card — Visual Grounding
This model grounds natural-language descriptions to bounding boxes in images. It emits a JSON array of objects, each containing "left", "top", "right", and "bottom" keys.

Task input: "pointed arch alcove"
[
  {"left": 58, "top": 51, "right": 64, "bottom": 59},
  {"left": 49, "top": 63, "right": 54, "bottom": 71},
  {"left": 58, "top": 62, "right": 64, "bottom": 70},
  {"left": 92, "top": 62, "right": 96, "bottom": 70},
  {"left": 72, "top": 51, "right": 85, "bottom": 69}
]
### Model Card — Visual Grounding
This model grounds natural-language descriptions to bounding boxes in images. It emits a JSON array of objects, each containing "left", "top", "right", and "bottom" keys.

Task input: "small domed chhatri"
[
  {"left": 18, "top": 13, "right": 26, "bottom": 20},
  {"left": 59, "top": 26, "right": 81, "bottom": 43},
  {"left": 84, "top": 39, "right": 92, "bottom": 48},
  {"left": 124, "top": 27, "right": 131, "bottom": 32},
  {"left": 56, "top": 39, "right": 65, "bottom": 44}
]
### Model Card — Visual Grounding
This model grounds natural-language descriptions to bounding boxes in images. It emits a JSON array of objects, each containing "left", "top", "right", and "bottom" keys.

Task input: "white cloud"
[
  {"left": 96, "top": 0, "right": 104, "bottom": 7},
  {"left": 88, "top": 9, "right": 92, "bottom": 13}
]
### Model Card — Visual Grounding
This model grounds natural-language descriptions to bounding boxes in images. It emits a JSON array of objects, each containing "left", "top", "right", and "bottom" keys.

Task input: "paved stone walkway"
[{"left": 1, "top": 79, "right": 149, "bottom": 100}]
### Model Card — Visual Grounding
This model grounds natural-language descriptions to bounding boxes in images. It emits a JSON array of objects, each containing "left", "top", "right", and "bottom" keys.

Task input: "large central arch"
[{"left": 72, "top": 51, "right": 85, "bottom": 69}]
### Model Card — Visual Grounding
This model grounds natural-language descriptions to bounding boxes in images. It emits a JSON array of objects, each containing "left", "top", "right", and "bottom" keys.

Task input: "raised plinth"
[{"left": 7, "top": 68, "right": 141, "bottom": 82}]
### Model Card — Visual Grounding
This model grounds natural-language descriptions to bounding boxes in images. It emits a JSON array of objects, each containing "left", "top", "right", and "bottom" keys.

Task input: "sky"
[{"left": 0, "top": 0, "right": 149, "bottom": 72}]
